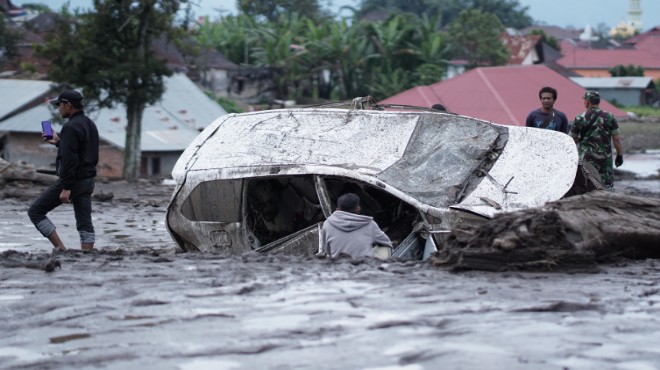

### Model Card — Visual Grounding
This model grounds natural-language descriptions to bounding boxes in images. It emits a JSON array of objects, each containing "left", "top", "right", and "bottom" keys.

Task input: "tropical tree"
[
  {"left": 238, "top": 0, "right": 330, "bottom": 22},
  {"left": 0, "top": 15, "right": 21, "bottom": 68},
  {"left": 251, "top": 13, "right": 309, "bottom": 99},
  {"left": 528, "top": 29, "right": 559, "bottom": 50},
  {"left": 408, "top": 14, "right": 449, "bottom": 85},
  {"left": 609, "top": 64, "right": 645, "bottom": 77},
  {"left": 446, "top": 8, "right": 508, "bottom": 69},
  {"left": 469, "top": 0, "right": 532, "bottom": 29},
  {"left": 196, "top": 14, "right": 259, "bottom": 65},
  {"left": 36, "top": 0, "right": 188, "bottom": 181},
  {"left": 356, "top": 0, "right": 532, "bottom": 29}
]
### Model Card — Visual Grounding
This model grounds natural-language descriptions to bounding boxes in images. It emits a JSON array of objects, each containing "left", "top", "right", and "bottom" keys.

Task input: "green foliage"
[
  {"left": 238, "top": 0, "right": 329, "bottom": 22},
  {"left": 446, "top": 9, "right": 509, "bottom": 69},
  {"left": 195, "top": 15, "right": 258, "bottom": 65},
  {"left": 609, "top": 64, "right": 645, "bottom": 77},
  {"left": 356, "top": 0, "right": 532, "bottom": 29},
  {"left": 20, "top": 62, "right": 37, "bottom": 74},
  {"left": 195, "top": 1, "right": 521, "bottom": 102},
  {"left": 0, "top": 15, "right": 21, "bottom": 67},
  {"left": 620, "top": 106, "right": 660, "bottom": 117},
  {"left": 529, "top": 29, "right": 559, "bottom": 50},
  {"left": 212, "top": 95, "right": 244, "bottom": 113}
]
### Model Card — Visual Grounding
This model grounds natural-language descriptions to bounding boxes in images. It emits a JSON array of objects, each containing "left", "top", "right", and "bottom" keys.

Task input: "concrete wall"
[
  {"left": 598, "top": 89, "right": 643, "bottom": 106},
  {"left": 200, "top": 69, "right": 231, "bottom": 97},
  {"left": 141, "top": 151, "right": 181, "bottom": 177}
]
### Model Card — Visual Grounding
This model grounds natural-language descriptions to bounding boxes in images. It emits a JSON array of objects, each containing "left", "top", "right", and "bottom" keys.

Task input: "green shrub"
[
  {"left": 620, "top": 106, "right": 660, "bottom": 117},
  {"left": 206, "top": 92, "right": 244, "bottom": 114}
]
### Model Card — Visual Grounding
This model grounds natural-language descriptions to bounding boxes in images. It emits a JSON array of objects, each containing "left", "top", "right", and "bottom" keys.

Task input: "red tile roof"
[
  {"left": 380, "top": 64, "right": 626, "bottom": 126},
  {"left": 626, "top": 28, "right": 660, "bottom": 56},
  {"left": 557, "top": 47, "right": 660, "bottom": 69},
  {"left": 624, "top": 26, "right": 660, "bottom": 45}
]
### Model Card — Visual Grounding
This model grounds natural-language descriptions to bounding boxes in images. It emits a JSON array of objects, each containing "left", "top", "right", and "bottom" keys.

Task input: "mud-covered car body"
[{"left": 166, "top": 105, "right": 578, "bottom": 259}]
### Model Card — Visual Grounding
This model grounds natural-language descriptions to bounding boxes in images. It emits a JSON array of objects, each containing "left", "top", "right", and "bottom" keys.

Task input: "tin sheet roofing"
[
  {"left": 570, "top": 77, "right": 654, "bottom": 89},
  {"left": 0, "top": 79, "right": 52, "bottom": 119},
  {"left": 0, "top": 73, "right": 227, "bottom": 151}
]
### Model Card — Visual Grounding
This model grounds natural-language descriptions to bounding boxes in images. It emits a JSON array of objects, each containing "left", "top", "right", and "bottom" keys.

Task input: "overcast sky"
[{"left": 11, "top": 0, "right": 660, "bottom": 31}]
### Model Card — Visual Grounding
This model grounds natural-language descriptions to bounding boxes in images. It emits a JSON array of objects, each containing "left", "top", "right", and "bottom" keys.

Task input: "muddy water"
[{"left": 2, "top": 186, "right": 660, "bottom": 369}]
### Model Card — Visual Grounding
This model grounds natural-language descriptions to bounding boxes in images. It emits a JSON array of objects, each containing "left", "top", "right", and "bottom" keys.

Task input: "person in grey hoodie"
[{"left": 321, "top": 193, "right": 393, "bottom": 258}]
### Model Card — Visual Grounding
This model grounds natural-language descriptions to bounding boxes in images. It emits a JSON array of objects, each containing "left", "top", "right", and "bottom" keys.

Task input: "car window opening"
[{"left": 246, "top": 176, "right": 324, "bottom": 246}]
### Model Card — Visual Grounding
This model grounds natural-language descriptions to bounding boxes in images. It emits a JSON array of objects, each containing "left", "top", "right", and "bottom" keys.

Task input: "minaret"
[{"left": 628, "top": 0, "right": 643, "bottom": 32}]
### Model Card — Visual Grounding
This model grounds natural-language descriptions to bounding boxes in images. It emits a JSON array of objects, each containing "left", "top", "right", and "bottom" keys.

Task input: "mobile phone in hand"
[{"left": 41, "top": 120, "right": 53, "bottom": 140}]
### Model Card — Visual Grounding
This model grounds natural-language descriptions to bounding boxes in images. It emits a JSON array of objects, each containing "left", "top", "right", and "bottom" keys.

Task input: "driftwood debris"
[
  {"left": 0, "top": 158, "right": 57, "bottom": 186},
  {"left": 0, "top": 158, "right": 58, "bottom": 199},
  {"left": 431, "top": 191, "right": 660, "bottom": 271}
]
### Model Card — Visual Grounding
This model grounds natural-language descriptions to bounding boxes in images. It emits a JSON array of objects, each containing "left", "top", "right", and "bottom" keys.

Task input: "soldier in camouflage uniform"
[{"left": 569, "top": 90, "right": 624, "bottom": 188}]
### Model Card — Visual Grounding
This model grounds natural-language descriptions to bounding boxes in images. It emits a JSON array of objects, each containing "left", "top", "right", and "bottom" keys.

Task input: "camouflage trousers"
[{"left": 583, "top": 154, "right": 614, "bottom": 188}]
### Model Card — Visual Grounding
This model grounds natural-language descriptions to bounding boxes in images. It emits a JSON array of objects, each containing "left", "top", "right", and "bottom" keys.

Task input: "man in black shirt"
[
  {"left": 525, "top": 86, "right": 569, "bottom": 133},
  {"left": 28, "top": 90, "right": 100, "bottom": 251}
]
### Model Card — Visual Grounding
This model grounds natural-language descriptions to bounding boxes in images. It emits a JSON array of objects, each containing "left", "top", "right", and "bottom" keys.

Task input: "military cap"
[{"left": 583, "top": 90, "right": 600, "bottom": 100}]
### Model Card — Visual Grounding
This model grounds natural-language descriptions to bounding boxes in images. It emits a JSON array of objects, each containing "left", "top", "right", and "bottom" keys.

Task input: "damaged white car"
[{"left": 166, "top": 99, "right": 578, "bottom": 260}]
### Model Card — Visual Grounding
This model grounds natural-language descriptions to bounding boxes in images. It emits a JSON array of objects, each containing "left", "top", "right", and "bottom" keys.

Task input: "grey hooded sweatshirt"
[{"left": 321, "top": 210, "right": 393, "bottom": 258}]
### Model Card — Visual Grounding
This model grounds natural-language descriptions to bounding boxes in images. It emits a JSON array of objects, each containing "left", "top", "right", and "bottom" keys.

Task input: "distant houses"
[
  {"left": 557, "top": 38, "right": 660, "bottom": 79},
  {"left": 431, "top": 23, "right": 660, "bottom": 124},
  {"left": 0, "top": 2, "right": 230, "bottom": 179},
  {"left": 0, "top": 73, "right": 227, "bottom": 178}
]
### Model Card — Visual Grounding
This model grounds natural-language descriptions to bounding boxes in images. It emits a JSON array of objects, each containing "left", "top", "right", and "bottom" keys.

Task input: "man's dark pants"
[{"left": 28, "top": 178, "right": 95, "bottom": 244}]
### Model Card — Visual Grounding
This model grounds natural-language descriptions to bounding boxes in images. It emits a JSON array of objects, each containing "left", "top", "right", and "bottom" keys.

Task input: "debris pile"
[{"left": 432, "top": 191, "right": 660, "bottom": 271}]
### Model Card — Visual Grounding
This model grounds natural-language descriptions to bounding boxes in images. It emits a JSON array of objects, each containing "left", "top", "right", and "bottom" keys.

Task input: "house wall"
[
  {"left": 521, "top": 49, "right": 540, "bottom": 65},
  {"left": 98, "top": 146, "right": 124, "bottom": 179},
  {"left": 201, "top": 69, "right": 231, "bottom": 97},
  {"left": 1, "top": 132, "right": 125, "bottom": 179},
  {"left": 140, "top": 151, "right": 181, "bottom": 178},
  {"left": 597, "top": 89, "right": 643, "bottom": 106},
  {"left": 2, "top": 132, "right": 57, "bottom": 170}
]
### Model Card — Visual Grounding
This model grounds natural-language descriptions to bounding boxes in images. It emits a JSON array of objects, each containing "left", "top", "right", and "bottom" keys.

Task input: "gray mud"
[
  {"left": 2, "top": 181, "right": 660, "bottom": 369},
  {"left": 2, "top": 249, "right": 660, "bottom": 370}
]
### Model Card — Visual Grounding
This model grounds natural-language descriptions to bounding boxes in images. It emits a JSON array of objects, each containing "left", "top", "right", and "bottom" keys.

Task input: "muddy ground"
[{"left": 1, "top": 179, "right": 660, "bottom": 369}]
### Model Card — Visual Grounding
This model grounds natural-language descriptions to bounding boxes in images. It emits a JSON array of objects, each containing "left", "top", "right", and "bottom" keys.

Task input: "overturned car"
[{"left": 166, "top": 100, "right": 578, "bottom": 260}]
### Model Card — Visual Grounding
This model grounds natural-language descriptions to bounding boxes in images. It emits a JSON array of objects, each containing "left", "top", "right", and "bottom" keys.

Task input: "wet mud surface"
[{"left": 2, "top": 181, "right": 660, "bottom": 369}]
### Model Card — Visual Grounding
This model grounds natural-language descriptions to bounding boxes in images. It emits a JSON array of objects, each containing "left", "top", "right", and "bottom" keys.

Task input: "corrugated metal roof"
[
  {"left": 570, "top": 77, "right": 653, "bottom": 89},
  {"left": 0, "top": 73, "right": 227, "bottom": 151},
  {"left": 380, "top": 64, "right": 627, "bottom": 126},
  {"left": 156, "top": 72, "right": 226, "bottom": 131},
  {"left": 0, "top": 79, "right": 52, "bottom": 118}
]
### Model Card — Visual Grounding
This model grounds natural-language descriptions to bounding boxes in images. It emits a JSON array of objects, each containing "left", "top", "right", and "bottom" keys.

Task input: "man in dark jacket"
[
  {"left": 321, "top": 193, "right": 393, "bottom": 258},
  {"left": 28, "top": 90, "right": 100, "bottom": 251},
  {"left": 525, "top": 86, "right": 569, "bottom": 133}
]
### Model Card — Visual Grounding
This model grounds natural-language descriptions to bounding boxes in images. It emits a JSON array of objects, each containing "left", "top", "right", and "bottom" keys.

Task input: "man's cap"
[
  {"left": 50, "top": 90, "right": 83, "bottom": 105},
  {"left": 583, "top": 90, "right": 600, "bottom": 100}
]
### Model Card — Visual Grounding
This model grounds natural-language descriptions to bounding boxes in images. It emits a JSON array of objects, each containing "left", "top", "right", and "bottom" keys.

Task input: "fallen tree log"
[
  {"left": 431, "top": 191, "right": 660, "bottom": 271},
  {"left": 0, "top": 158, "right": 57, "bottom": 186}
]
